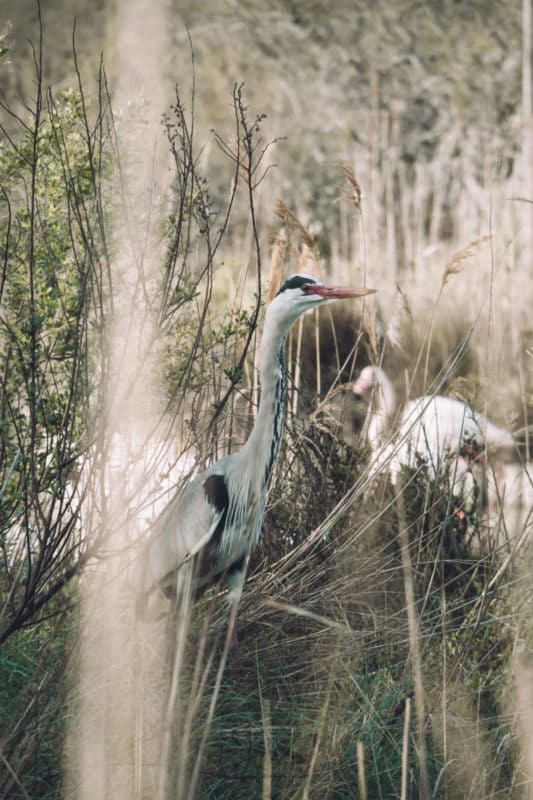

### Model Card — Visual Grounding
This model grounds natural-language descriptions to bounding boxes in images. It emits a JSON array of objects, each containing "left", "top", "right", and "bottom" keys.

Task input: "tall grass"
[
  {"left": 2, "top": 4, "right": 533, "bottom": 799},
  {"left": 161, "top": 104, "right": 533, "bottom": 797}
]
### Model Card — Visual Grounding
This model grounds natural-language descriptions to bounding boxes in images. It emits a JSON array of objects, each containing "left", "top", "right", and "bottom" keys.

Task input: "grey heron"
[
  {"left": 140, "top": 274, "right": 375, "bottom": 616},
  {"left": 353, "top": 365, "right": 514, "bottom": 500}
]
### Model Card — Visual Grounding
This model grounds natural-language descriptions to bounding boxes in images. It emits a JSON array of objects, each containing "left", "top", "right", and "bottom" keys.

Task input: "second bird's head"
[{"left": 270, "top": 273, "right": 375, "bottom": 327}]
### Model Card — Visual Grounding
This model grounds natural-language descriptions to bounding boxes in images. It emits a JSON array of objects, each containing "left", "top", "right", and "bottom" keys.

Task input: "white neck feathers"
[{"left": 235, "top": 305, "right": 291, "bottom": 492}]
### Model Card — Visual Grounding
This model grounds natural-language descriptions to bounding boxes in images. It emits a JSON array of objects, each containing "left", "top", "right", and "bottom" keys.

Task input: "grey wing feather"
[{"left": 141, "top": 472, "right": 224, "bottom": 595}]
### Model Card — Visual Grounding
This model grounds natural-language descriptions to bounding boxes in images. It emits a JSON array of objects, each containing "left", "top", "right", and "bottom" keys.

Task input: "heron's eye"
[{"left": 302, "top": 283, "right": 321, "bottom": 296}]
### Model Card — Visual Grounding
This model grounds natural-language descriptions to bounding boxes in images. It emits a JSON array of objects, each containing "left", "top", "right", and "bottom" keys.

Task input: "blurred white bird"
[{"left": 353, "top": 366, "right": 514, "bottom": 498}]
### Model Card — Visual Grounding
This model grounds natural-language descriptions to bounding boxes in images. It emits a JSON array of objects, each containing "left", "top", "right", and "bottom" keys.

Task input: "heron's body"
[
  {"left": 144, "top": 324, "right": 288, "bottom": 604},
  {"left": 140, "top": 275, "right": 373, "bottom": 612}
]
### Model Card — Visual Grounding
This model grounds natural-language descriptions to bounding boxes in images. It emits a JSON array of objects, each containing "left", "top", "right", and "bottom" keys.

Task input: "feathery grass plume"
[
  {"left": 266, "top": 227, "right": 288, "bottom": 303},
  {"left": 441, "top": 235, "right": 492, "bottom": 288},
  {"left": 385, "top": 285, "right": 414, "bottom": 354},
  {"left": 415, "top": 236, "right": 491, "bottom": 390},
  {"left": 342, "top": 163, "right": 362, "bottom": 210},
  {"left": 274, "top": 199, "right": 318, "bottom": 258}
]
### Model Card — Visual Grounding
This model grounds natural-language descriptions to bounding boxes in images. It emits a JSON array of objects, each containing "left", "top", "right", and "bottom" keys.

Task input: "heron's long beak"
[{"left": 304, "top": 284, "right": 376, "bottom": 299}]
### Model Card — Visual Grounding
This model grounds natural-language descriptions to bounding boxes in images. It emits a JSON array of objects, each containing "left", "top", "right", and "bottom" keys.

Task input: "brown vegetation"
[{"left": 1, "top": 2, "right": 533, "bottom": 799}]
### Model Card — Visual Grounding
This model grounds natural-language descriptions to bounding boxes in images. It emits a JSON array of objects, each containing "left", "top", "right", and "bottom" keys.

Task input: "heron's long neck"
[
  {"left": 367, "top": 368, "right": 396, "bottom": 447},
  {"left": 239, "top": 312, "right": 289, "bottom": 492}
]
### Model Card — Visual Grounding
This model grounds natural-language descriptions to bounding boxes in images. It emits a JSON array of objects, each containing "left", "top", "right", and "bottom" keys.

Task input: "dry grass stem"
[
  {"left": 365, "top": 306, "right": 380, "bottom": 360},
  {"left": 342, "top": 163, "right": 362, "bottom": 210},
  {"left": 292, "top": 316, "right": 304, "bottom": 416},
  {"left": 307, "top": 381, "right": 355, "bottom": 423},
  {"left": 401, "top": 697, "right": 411, "bottom": 800},
  {"left": 275, "top": 199, "right": 317, "bottom": 257},
  {"left": 396, "top": 490, "right": 430, "bottom": 799},
  {"left": 356, "top": 740, "right": 367, "bottom": 800},
  {"left": 261, "top": 699, "right": 272, "bottom": 800},
  {"left": 5, "top": 10, "right": 533, "bottom": 798},
  {"left": 441, "top": 235, "right": 492, "bottom": 288},
  {"left": 298, "top": 240, "right": 320, "bottom": 278},
  {"left": 266, "top": 227, "right": 288, "bottom": 303},
  {"left": 301, "top": 642, "right": 338, "bottom": 800},
  {"left": 315, "top": 308, "right": 321, "bottom": 399}
]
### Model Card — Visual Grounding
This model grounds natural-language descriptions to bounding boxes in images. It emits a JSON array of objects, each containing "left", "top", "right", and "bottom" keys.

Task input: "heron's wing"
[{"left": 141, "top": 471, "right": 229, "bottom": 595}]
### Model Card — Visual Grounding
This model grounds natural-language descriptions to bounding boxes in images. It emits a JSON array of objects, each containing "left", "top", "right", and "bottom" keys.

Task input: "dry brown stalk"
[
  {"left": 294, "top": 240, "right": 322, "bottom": 409},
  {"left": 298, "top": 240, "right": 320, "bottom": 277},
  {"left": 307, "top": 381, "right": 354, "bottom": 424},
  {"left": 297, "top": 243, "right": 323, "bottom": 402},
  {"left": 274, "top": 199, "right": 318, "bottom": 257},
  {"left": 315, "top": 309, "right": 321, "bottom": 399},
  {"left": 400, "top": 697, "right": 411, "bottom": 800},
  {"left": 292, "top": 317, "right": 304, "bottom": 416},
  {"left": 266, "top": 227, "right": 288, "bottom": 303},
  {"left": 356, "top": 741, "right": 367, "bottom": 800},
  {"left": 446, "top": 375, "right": 479, "bottom": 405},
  {"left": 365, "top": 307, "right": 380, "bottom": 360},
  {"left": 261, "top": 699, "right": 272, "bottom": 800},
  {"left": 301, "top": 638, "right": 339, "bottom": 799},
  {"left": 396, "top": 489, "right": 430, "bottom": 800},
  {"left": 395, "top": 282, "right": 414, "bottom": 325},
  {"left": 342, "top": 163, "right": 362, "bottom": 210},
  {"left": 441, "top": 235, "right": 492, "bottom": 288}
]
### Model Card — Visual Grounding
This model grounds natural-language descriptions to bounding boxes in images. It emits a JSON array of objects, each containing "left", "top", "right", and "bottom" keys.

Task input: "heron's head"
[{"left": 271, "top": 273, "right": 375, "bottom": 327}]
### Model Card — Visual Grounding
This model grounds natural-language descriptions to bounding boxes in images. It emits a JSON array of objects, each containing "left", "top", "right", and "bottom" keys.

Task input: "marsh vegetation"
[{"left": 1, "top": 2, "right": 532, "bottom": 798}]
